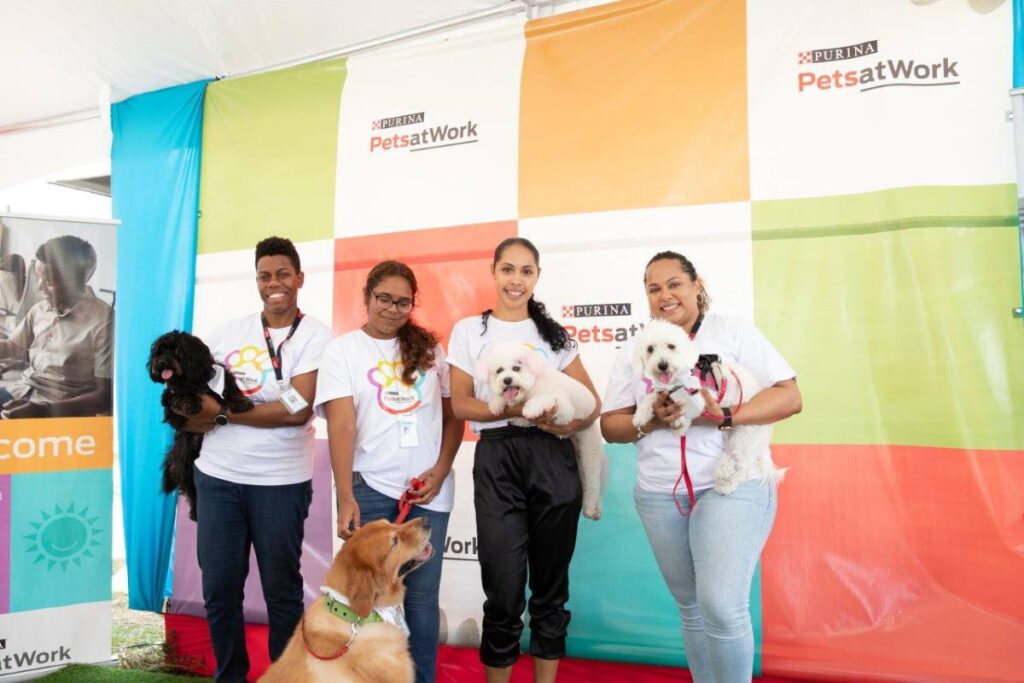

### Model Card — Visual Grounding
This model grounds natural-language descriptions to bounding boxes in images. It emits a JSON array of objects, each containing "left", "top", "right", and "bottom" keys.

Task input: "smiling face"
[
  {"left": 644, "top": 257, "right": 702, "bottom": 330},
  {"left": 492, "top": 243, "right": 539, "bottom": 316},
  {"left": 256, "top": 254, "right": 304, "bottom": 320},
  {"left": 364, "top": 274, "right": 413, "bottom": 339}
]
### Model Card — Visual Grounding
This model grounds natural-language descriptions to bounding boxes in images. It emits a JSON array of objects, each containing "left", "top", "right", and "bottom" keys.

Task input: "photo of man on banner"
[{"left": 0, "top": 233, "right": 114, "bottom": 419}]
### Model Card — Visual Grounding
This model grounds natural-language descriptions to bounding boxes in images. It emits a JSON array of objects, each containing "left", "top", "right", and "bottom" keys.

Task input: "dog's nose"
[
  {"left": 657, "top": 361, "right": 669, "bottom": 372},
  {"left": 502, "top": 376, "right": 513, "bottom": 386}
]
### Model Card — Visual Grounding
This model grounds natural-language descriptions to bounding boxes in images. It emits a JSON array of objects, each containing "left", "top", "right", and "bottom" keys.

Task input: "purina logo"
[
  {"left": 560, "top": 303, "right": 632, "bottom": 319},
  {"left": 797, "top": 39, "right": 960, "bottom": 93},
  {"left": 369, "top": 110, "right": 479, "bottom": 153},
  {"left": 370, "top": 111, "right": 425, "bottom": 131},
  {"left": 798, "top": 40, "right": 878, "bottom": 65}
]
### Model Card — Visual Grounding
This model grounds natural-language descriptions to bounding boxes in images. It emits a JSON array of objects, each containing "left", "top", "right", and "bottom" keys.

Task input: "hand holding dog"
[
  {"left": 694, "top": 388, "right": 724, "bottom": 424},
  {"left": 176, "top": 394, "right": 220, "bottom": 433}
]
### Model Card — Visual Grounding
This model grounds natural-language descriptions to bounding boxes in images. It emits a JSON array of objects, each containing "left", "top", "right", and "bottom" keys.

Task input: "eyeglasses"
[{"left": 371, "top": 289, "right": 413, "bottom": 313}]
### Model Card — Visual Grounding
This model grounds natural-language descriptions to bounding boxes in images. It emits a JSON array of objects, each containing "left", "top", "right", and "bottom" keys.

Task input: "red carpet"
[{"left": 166, "top": 613, "right": 798, "bottom": 682}]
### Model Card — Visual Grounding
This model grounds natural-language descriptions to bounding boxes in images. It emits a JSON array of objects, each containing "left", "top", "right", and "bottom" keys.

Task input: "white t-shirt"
[
  {"left": 447, "top": 314, "right": 579, "bottom": 433},
  {"left": 314, "top": 330, "right": 454, "bottom": 512},
  {"left": 196, "top": 312, "right": 332, "bottom": 486},
  {"left": 603, "top": 314, "right": 796, "bottom": 494}
]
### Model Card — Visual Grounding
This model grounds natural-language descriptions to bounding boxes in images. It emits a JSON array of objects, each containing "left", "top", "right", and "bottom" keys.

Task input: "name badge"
[
  {"left": 279, "top": 384, "right": 309, "bottom": 414},
  {"left": 398, "top": 413, "right": 419, "bottom": 448}
]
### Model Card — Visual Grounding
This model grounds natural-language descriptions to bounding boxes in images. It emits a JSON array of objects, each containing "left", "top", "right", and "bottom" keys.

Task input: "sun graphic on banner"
[{"left": 25, "top": 503, "right": 103, "bottom": 571}]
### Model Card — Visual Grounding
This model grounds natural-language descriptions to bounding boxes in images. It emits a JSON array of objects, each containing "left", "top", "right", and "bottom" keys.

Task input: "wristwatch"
[
  {"left": 214, "top": 405, "right": 229, "bottom": 426},
  {"left": 718, "top": 407, "right": 733, "bottom": 431}
]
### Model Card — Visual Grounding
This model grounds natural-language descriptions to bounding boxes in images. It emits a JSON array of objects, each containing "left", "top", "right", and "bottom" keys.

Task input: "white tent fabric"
[{"left": 0, "top": 0, "right": 524, "bottom": 129}]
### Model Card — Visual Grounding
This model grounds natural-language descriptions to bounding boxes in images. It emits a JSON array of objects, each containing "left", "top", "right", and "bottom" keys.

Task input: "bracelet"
[{"left": 635, "top": 424, "right": 648, "bottom": 441}]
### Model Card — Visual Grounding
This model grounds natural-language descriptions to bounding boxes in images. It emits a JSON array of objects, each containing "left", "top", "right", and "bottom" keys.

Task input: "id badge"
[
  {"left": 398, "top": 413, "right": 419, "bottom": 448},
  {"left": 279, "top": 384, "right": 309, "bottom": 414}
]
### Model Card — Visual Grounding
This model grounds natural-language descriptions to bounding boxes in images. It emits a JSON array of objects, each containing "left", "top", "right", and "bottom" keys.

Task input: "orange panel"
[
  {"left": 519, "top": 0, "right": 749, "bottom": 217},
  {"left": 0, "top": 417, "right": 113, "bottom": 474},
  {"left": 762, "top": 444, "right": 1024, "bottom": 682}
]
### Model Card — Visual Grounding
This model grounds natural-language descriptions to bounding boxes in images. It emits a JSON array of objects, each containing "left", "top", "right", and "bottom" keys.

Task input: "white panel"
[
  {"left": 748, "top": 0, "right": 1015, "bottom": 199},
  {"left": 0, "top": 602, "right": 111, "bottom": 677},
  {"left": 520, "top": 204, "right": 755, "bottom": 394},
  {"left": 335, "top": 19, "right": 525, "bottom": 236}
]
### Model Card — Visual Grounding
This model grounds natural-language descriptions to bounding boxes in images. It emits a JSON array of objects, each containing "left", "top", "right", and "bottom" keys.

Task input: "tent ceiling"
[{"left": 0, "top": 0, "right": 526, "bottom": 130}]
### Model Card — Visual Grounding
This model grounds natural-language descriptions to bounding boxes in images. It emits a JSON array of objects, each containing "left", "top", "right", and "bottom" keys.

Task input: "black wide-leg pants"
[{"left": 473, "top": 425, "right": 583, "bottom": 667}]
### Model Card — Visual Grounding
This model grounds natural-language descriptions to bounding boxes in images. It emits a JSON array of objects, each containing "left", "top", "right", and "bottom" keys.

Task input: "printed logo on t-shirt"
[
  {"left": 224, "top": 345, "right": 273, "bottom": 396},
  {"left": 367, "top": 360, "right": 425, "bottom": 414}
]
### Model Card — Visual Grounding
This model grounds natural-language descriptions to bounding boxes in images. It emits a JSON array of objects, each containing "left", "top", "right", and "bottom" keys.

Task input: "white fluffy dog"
[
  {"left": 632, "top": 319, "right": 783, "bottom": 495},
  {"left": 476, "top": 342, "right": 607, "bottom": 520}
]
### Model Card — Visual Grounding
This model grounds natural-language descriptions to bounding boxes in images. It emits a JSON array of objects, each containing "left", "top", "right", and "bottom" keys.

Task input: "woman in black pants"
[{"left": 447, "top": 237, "right": 600, "bottom": 683}]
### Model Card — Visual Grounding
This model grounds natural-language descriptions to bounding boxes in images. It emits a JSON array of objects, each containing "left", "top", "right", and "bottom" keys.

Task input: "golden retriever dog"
[{"left": 260, "top": 518, "right": 433, "bottom": 683}]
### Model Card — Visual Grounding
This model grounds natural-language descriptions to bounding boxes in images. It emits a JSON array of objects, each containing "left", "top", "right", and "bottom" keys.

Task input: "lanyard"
[{"left": 261, "top": 310, "right": 304, "bottom": 382}]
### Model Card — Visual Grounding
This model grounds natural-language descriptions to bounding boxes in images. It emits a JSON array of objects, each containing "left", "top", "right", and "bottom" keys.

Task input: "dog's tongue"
[
  {"left": 161, "top": 369, "right": 174, "bottom": 381},
  {"left": 415, "top": 544, "right": 433, "bottom": 563},
  {"left": 658, "top": 371, "right": 673, "bottom": 386},
  {"left": 503, "top": 387, "right": 519, "bottom": 401}
]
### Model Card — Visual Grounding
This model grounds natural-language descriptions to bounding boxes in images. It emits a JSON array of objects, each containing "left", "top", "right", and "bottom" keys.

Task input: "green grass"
[{"left": 39, "top": 664, "right": 201, "bottom": 681}]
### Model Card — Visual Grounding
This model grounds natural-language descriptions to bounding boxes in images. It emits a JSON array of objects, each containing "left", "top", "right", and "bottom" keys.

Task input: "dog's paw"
[
  {"left": 488, "top": 397, "right": 506, "bottom": 417},
  {"left": 582, "top": 504, "right": 602, "bottom": 521},
  {"left": 522, "top": 395, "right": 556, "bottom": 420}
]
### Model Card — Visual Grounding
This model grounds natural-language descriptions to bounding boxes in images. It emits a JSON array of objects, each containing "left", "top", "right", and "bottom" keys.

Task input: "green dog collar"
[{"left": 324, "top": 593, "right": 384, "bottom": 626}]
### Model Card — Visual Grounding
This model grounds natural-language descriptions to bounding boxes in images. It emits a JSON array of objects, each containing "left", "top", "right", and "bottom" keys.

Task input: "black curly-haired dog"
[{"left": 148, "top": 330, "right": 253, "bottom": 521}]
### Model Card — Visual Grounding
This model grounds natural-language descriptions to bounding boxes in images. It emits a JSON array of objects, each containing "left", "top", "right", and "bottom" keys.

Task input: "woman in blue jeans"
[
  {"left": 600, "top": 251, "right": 802, "bottom": 683},
  {"left": 314, "top": 260, "right": 464, "bottom": 683}
]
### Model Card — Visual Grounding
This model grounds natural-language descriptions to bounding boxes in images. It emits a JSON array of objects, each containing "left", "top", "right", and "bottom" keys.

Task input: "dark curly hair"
[
  {"left": 482, "top": 237, "right": 574, "bottom": 352},
  {"left": 255, "top": 236, "right": 301, "bottom": 273},
  {"left": 364, "top": 261, "right": 438, "bottom": 385},
  {"left": 645, "top": 250, "right": 711, "bottom": 314}
]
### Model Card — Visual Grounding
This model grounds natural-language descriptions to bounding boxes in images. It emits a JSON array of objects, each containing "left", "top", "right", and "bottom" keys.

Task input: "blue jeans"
[
  {"left": 353, "top": 473, "right": 450, "bottom": 683},
  {"left": 194, "top": 468, "right": 312, "bottom": 683},
  {"left": 634, "top": 479, "right": 777, "bottom": 683}
]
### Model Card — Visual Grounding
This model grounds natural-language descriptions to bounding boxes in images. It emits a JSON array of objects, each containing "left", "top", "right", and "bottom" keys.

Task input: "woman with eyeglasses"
[{"left": 314, "top": 260, "right": 464, "bottom": 683}]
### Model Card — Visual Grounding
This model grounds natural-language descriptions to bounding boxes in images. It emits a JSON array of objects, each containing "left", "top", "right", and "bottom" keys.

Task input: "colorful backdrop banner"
[{"left": 150, "top": 1, "right": 1024, "bottom": 680}]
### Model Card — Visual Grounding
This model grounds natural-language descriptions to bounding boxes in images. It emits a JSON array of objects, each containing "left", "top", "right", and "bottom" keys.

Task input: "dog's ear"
[
  {"left": 631, "top": 338, "right": 648, "bottom": 378},
  {"left": 346, "top": 563, "right": 377, "bottom": 619},
  {"left": 524, "top": 350, "right": 547, "bottom": 375}
]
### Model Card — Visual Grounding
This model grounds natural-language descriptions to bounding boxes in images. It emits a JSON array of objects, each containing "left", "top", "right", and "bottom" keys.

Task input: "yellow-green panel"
[
  {"left": 753, "top": 185, "right": 1024, "bottom": 450},
  {"left": 197, "top": 58, "right": 346, "bottom": 254}
]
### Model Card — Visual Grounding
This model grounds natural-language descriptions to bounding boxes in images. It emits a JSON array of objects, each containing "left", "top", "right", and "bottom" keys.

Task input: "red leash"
[
  {"left": 395, "top": 477, "right": 424, "bottom": 524},
  {"left": 673, "top": 368, "right": 746, "bottom": 516}
]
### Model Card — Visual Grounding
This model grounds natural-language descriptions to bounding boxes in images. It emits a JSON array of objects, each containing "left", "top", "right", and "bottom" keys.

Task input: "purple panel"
[
  {"left": 168, "top": 440, "right": 335, "bottom": 622},
  {"left": 0, "top": 476, "right": 9, "bottom": 614}
]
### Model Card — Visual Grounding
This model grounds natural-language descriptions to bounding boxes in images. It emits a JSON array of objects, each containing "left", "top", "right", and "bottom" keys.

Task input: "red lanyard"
[{"left": 261, "top": 311, "right": 303, "bottom": 382}]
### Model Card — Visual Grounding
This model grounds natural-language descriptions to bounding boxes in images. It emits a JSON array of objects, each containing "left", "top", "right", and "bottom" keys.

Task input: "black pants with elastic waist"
[{"left": 474, "top": 425, "right": 583, "bottom": 667}]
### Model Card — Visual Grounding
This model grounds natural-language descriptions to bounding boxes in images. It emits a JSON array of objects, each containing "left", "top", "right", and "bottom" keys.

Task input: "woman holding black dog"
[
  {"left": 315, "top": 260, "right": 463, "bottom": 683},
  {"left": 179, "top": 236, "right": 332, "bottom": 683},
  {"left": 600, "top": 251, "right": 801, "bottom": 683},
  {"left": 447, "top": 237, "right": 600, "bottom": 683}
]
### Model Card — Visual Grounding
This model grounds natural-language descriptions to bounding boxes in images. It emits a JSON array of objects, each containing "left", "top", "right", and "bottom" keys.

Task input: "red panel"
[
  {"left": 762, "top": 444, "right": 1024, "bottom": 682},
  {"left": 333, "top": 221, "right": 517, "bottom": 443}
]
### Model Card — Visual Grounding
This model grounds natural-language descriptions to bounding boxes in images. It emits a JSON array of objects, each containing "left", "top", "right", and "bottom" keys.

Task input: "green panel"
[
  {"left": 753, "top": 185, "right": 1024, "bottom": 450},
  {"left": 521, "top": 444, "right": 766, "bottom": 668},
  {"left": 197, "top": 58, "right": 347, "bottom": 254}
]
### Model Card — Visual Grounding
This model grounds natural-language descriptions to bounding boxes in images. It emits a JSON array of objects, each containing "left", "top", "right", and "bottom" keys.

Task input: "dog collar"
[{"left": 322, "top": 592, "right": 383, "bottom": 626}]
